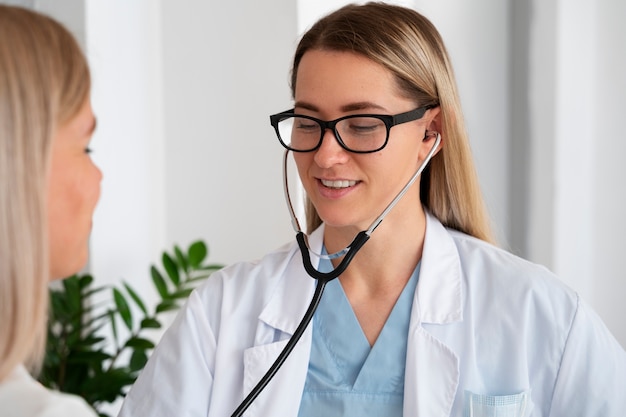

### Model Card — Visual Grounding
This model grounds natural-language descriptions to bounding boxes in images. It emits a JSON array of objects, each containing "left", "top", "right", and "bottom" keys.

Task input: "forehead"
[{"left": 294, "top": 49, "right": 402, "bottom": 109}]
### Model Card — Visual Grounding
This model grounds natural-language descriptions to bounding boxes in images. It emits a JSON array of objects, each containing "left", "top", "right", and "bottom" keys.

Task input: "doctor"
[{"left": 119, "top": 3, "right": 626, "bottom": 416}]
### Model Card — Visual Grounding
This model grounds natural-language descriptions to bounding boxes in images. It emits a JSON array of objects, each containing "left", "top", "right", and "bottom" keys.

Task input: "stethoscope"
[{"left": 230, "top": 132, "right": 441, "bottom": 417}]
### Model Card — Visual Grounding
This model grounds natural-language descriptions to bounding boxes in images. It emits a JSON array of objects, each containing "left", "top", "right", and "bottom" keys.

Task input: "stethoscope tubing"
[
  {"left": 230, "top": 133, "right": 440, "bottom": 416},
  {"left": 229, "top": 279, "right": 327, "bottom": 417}
]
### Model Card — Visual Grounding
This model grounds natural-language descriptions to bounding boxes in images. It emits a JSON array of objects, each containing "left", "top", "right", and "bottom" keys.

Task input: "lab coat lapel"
[
  {"left": 404, "top": 325, "right": 460, "bottom": 416},
  {"left": 404, "top": 212, "right": 462, "bottom": 416},
  {"left": 242, "top": 227, "right": 325, "bottom": 417}
]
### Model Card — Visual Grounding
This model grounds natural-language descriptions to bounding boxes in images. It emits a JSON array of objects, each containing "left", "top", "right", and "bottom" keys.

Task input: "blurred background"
[{"left": 4, "top": 0, "right": 624, "bottom": 350}]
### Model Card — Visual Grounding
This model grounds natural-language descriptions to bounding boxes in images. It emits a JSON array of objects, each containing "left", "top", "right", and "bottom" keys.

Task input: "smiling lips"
[{"left": 321, "top": 179, "right": 357, "bottom": 189}]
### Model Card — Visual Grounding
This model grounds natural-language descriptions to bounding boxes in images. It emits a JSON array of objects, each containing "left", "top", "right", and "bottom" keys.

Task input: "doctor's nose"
[{"left": 313, "top": 129, "right": 350, "bottom": 168}]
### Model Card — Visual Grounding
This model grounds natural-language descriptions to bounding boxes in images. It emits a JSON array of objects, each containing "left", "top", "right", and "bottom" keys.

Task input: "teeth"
[{"left": 321, "top": 179, "right": 356, "bottom": 189}]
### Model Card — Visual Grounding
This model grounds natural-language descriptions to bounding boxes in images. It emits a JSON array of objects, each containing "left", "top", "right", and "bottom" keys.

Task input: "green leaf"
[
  {"left": 123, "top": 282, "right": 147, "bottom": 315},
  {"left": 63, "top": 277, "right": 82, "bottom": 313},
  {"left": 174, "top": 245, "right": 188, "bottom": 273},
  {"left": 68, "top": 350, "right": 111, "bottom": 363},
  {"left": 41, "top": 243, "right": 223, "bottom": 410},
  {"left": 188, "top": 241, "right": 207, "bottom": 268},
  {"left": 108, "top": 309, "right": 118, "bottom": 342},
  {"left": 170, "top": 288, "right": 193, "bottom": 299},
  {"left": 84, "top": 286, "right": 108, "bottom": 299},
  {"left": 140, "top": 318, "right": 161, "bottom": 329},
  {"left": 199, "top": 264, "right": 224, "bottom": 272},
  {"left": 155, "top": 300, "right": 179, "bottom": 313},
  {"left": 84, "top": 311, "right": 113, "bottom": 331},
  {"left": 151, "top": 266, "right": 169, "bottom": 299},
  {"left": 125, "top": 337, "right": 155, "bottom": 350},
  {"left": 162, "top": 252, "right": 180, "bottom": 286},
  {"left": 187, "top": 275, "right": 209, "bottom": 283},
  {"left": 78, "top": 274, "right": 93, "bottom": 289},
  {"left": 75, "top": 336, "right": 106, "bottom": 347},
  {"left": 113, "top": 289, "right": 133, "bottom": 331},
  {"left": 81, "top": 368, "right": 135, "bottom": 404},
  {"left": 129, "top": 350, "right": 148, "bottom": 372}
]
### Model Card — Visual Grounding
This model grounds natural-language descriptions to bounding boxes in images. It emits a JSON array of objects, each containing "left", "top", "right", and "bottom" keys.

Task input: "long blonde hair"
[
  {"left": 290, "top": 2, "right": 494, "bottom": 243},
  {"left": 0, "top": 5, "right": 90, "bottom": 381}
]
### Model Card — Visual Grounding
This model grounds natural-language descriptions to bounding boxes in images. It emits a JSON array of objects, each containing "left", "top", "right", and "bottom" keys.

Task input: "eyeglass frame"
[{"left": 269, "top": 104, "right": 436, "bottom": 154}]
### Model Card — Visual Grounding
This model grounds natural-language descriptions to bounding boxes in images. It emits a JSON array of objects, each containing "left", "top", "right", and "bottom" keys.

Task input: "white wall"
[
  {"left": 525, "top": 0, "right": 626, "bottom": 346},
  {"left": 85, "top": 0, "right": 166, "bottom": 308},
  {"left": 558, "top": 0, "right": 626, "bottom": 345},
  {"left": 593, "top": 0, "right": 626, "bottom": 347},
  {"left": 160, "top": 0, "right": 297, "bottom": 267},
  {"left": 413, "top": 0, "right": 511, "bottom": 245}
]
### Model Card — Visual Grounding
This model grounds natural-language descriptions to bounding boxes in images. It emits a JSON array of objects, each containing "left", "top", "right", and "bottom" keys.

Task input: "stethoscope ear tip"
[{"left": 423, "top": 130, "right": 439, "bottom": 141}]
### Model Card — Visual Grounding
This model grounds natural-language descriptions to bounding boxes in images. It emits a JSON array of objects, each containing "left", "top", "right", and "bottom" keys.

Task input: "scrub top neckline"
[{"left": 311, "top": 253, "right": 420, "bottom": 392}]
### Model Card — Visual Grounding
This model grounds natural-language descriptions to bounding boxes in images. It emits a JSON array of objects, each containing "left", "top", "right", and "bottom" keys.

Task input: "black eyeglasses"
[{"left": 269, "top": 105, "right": 434, "bottom": 153}]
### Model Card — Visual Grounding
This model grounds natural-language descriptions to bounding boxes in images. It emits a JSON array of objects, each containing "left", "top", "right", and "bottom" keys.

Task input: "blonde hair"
[
  {"left": 290, "top": 2, "right": 494, "bottom": 243},
  {"left": 0, "top": 5, "right": 90, "bottom": 381}
]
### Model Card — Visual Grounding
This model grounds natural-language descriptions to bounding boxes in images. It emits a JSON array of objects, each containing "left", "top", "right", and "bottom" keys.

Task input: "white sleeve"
[
  {"left": 39, "top": 393, "right": 99, "bottom": 417},
  {"left": 549, "top": 295, "right": 626, "bottom": 416},
  {"left": 117, "top": 290, "right": 217, "bottom": 417}
]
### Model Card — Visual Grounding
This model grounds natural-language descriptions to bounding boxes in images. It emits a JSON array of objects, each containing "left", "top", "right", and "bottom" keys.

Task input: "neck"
[
  {"left": 324, "top": 202, "right": 427, "bottom": 290},
  {"left": 322, "top": 205, "right": 427, "bottom": 346}
]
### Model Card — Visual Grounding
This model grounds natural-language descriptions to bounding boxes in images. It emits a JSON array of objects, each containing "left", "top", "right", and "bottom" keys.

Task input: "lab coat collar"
[
  {"left": 245, "top": 228, "right": 324, "bottom": 417},
  {"left": 258, "top": 213, "right": 463, "bottom": 331},
  {"left": 253, "top": 215, "right": 463, "bottom": 416},
  {"left": 257, "top": 226, "right": 324, "bottom": 335},
  {"left": 417, "top": 211, "right": 463, "bottom": 324},
  {"left": 404, "top": 211, "right": 462, "bottom": 416}
]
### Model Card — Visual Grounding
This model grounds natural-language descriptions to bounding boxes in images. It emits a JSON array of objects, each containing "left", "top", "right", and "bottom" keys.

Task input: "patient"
[{"left": 0, "top": 5, "right": 101, "bottom": 417}]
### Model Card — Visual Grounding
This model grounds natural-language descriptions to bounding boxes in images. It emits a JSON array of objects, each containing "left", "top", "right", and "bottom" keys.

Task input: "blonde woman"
[
  {"left": 0, "top": 6, "right": 101, "bottom": 417},
  {"left": 121, "top": 3, "right": 626, "bottom": 416}
]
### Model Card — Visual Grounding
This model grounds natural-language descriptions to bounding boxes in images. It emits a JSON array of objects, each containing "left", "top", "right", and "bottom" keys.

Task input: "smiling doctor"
[{"left": 119, "top": 3, "right": 626, "bottom": 417}]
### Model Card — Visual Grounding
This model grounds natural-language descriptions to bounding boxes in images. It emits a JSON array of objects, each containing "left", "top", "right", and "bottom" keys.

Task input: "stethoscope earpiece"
[
  {"left": 233, "top": 133, "right": 442, "bottom": 417},
  {"left": 423, "top": 130, "right": 439, "bottom": 141}
]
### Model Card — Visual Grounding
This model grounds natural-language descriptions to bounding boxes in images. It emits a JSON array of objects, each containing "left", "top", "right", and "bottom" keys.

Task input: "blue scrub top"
[{"left": 298, "top": 255, "right": 420, "bottom": 417}]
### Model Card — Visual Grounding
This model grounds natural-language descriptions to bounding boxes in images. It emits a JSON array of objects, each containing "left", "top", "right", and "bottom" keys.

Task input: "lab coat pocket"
[
  {"left": 242, "top": 339, "right": 289, "bottom": 397},
  {"left": 464, "top": 390, "right": 533, "bottom": 417},
  {"left": 241, "top": 339, "right": 309, "bottom": 417}
]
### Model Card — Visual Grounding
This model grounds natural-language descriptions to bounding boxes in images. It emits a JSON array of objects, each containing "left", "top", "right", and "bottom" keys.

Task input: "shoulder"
[
  {"left": 446, "top": 227, "right": 579, "bottom": 329},
  {"left": 196, "top": 239, "right": 298, "bottom": 298},
  {"left": 185, "top": 239, "right": 306, "bottom": 322},
  {"left": 0, "top": 366, "right": 97, "bottom": 417},
  {"left": 449, "top": 228, "right": 554, "bottom": 277}
]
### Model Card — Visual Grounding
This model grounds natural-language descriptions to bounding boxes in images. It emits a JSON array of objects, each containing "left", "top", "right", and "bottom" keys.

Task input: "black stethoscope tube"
[
  {"left": 229, "top": 279, "right": 327, "bottom": 417},
  {"left": 230, "top": 133, "right": 440, "bottom": 416},
  {"left": 297, "top": 231, "right": 370, "bottom": 283}
]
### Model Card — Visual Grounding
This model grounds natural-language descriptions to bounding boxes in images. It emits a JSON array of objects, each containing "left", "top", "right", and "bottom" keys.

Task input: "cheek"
[
  {"left": 48, "top": 165, "right": 94, "bottom": 221},
  {"left": 293, "top": 153, "right": 314, "bottom": 186},
  {"left": 47, "top": 160, "right": 101, "bottom": 278}
]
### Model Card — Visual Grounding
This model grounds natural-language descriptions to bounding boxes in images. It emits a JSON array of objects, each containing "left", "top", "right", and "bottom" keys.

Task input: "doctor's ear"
[
  {"left": 418, "top": 130, "right": 443, "bottom": 161},
  {"left": 423, "top": 130, "right": 438, "bottom": 141}
]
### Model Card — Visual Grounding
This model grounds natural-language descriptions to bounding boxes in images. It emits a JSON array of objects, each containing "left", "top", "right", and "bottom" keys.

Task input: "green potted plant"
[{"left": 38, "top": 240, "right": 223, "bottom": 416}]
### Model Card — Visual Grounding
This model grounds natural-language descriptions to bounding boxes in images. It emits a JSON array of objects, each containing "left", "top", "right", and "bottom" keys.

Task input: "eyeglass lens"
[{"left": 277, "top": 116, "right": 387, "bottom": 152}]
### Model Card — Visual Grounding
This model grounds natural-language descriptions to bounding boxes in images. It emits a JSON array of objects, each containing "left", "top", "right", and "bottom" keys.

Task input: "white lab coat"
[{"left": 118, "top": 212, "right": 626, "bottom": 417}]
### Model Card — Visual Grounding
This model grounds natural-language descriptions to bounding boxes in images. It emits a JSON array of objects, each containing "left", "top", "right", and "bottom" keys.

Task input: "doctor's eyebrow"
[{"left": 294, "top": 101, "right": 388, "bottom": 114}]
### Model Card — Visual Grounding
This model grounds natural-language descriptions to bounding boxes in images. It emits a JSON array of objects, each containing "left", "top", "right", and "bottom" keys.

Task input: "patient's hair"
[{"left": 0, "top": 5, "right": 90, "bottom": 381}]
